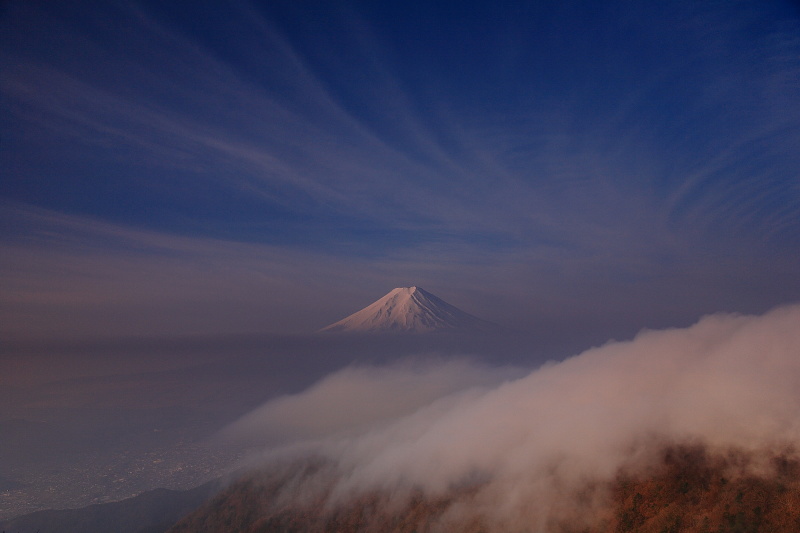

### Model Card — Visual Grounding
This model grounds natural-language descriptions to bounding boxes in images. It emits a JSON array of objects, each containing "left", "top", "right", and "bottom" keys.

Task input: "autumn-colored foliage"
[{"left": 606, "top": 444, "right": 800, "bottom": 533}]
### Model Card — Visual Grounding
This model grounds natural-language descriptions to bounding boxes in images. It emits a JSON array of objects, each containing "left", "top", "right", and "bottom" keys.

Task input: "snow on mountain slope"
[{"left": 319, "top": 287, "right": 497, "bottom": 334}]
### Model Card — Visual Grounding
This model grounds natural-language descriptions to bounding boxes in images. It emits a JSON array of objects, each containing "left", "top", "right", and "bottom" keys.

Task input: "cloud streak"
[{"left": 4, "top": 0, "right": 798, "bottom": 247}]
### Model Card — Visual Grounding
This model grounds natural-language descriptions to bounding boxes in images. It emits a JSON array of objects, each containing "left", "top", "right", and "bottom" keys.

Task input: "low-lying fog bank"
[{"left": 189, "top": 303, "right": 800, "bottom": 531}]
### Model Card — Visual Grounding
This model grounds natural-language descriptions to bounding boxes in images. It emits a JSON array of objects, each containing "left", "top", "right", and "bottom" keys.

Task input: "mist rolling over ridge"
[{"left": 174, "top": 303, "right": 800, "bottom": 531}]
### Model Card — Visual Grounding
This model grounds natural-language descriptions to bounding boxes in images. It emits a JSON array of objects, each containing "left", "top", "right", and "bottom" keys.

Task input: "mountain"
[{"left": 319, "top": 287, "right": 497, "bottom": 334}]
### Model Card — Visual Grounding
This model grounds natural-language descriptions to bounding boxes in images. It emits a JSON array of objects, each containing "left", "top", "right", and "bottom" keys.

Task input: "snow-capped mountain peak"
[{"left": 319, "top": 286, "right": 496, "bottom": 334}]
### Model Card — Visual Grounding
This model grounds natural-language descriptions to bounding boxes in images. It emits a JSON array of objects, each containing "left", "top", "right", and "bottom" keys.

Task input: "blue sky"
[{"left": 1, "top": 0, "right": 799, "bottom": 341}]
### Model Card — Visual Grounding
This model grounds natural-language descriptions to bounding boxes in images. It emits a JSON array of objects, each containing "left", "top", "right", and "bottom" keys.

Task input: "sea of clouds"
[{"left": 221, "top": 303, "right": 800, "bottom": 529}]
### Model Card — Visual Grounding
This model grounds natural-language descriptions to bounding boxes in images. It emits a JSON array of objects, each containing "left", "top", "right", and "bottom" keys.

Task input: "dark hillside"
[{"left": 170, "top": 445, "right": 800, "bottom": 533}]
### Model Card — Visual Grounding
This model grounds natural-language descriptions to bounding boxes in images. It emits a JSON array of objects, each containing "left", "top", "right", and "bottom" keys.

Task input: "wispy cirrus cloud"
[
  {"left": 1, "top": 0, "right": 799, "bottom": 341},
  {"left": 4, "top": 0, "right": 799, "bottom": 248}
]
